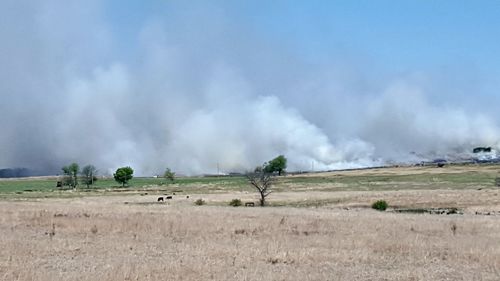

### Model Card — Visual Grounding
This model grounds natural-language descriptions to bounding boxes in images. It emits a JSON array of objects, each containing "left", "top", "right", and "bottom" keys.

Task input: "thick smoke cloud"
[{"left": 1, "top": 1, "right": 499, "bottom": 175}]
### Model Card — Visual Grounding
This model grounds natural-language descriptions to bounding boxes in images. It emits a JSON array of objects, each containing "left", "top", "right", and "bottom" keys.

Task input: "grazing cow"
[
  {"left": 157, "top": 197, "right": 164, "bottom": 202},
  {"left": 245, "top": 202, "right": 255, "bottom": 207},
  {"left": 166, "top": 195, "right": 173, "bottom": 200}
]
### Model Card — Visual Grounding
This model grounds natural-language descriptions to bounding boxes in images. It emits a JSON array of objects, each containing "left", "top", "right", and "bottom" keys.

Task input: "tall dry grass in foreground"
[{"left": 1, "top": 199, "right": 499, "bottom": 281}]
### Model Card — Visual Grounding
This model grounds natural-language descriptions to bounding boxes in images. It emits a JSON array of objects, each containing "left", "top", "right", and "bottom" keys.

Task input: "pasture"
[{"left": 1, "top": 164, "right": 500, "bottom": 280}]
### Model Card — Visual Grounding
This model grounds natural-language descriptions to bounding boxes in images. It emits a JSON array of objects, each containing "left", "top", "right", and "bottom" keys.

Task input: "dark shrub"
[
  {"left": 229, "top": 199, "right": 242, "bottom": 207},
  {"left": 372, "top": 200, "right": 388, "bottom": 211},
  {"left": 194, "top": 199, "right": 205, "bottom": 206}
]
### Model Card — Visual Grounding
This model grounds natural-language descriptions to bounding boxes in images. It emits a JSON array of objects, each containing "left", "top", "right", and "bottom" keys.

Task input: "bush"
[
  {"left": 495, "top": 177, "right": 500, "bottom": 187},
  {"left": 194, "top": 199, "right": 205, "bottom": 206},
  {"left": 229, "top": 198, "right": 242, "bottom": 207},
  {"left": 372, "top": 200, "right": 388, "bottom": 211}
]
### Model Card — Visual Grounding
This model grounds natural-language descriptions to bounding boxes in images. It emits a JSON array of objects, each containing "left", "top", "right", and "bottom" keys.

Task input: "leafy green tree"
[
  {"left": 264, "top": 155, "right": 287, "bottom": 176},
  {"left": 114, "top": 166, "right": 134, "bottom": 187},
  {"left": 164, "top": 168, "right": 175, "bottom": 182},
  {"left": 62, "top": 163, "right": 79, "bottom": 189},
  {"left": 81, "top": 165, "right": 98, "bottom": 188}
]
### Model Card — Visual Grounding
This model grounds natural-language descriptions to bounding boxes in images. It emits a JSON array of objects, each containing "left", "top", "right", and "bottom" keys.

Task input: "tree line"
[{"left": 58, "top": 164, "right": 178, "bottom": 189}]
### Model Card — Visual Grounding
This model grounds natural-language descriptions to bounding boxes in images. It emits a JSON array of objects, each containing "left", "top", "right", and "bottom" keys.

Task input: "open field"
[
  {"left": 1, "top": 164, "right": 500, "bottom": 280},
  {"left": 1, "top": 163, "right": 499, "bottom": 199},
  {"left": 0, "top": 176, "right": 248, "bottom": 198}
]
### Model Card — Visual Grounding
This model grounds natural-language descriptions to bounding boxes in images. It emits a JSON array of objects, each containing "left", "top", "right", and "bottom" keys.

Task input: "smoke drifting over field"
[{"left": 1, "top": 1, "right": 499, "bottom": 175}]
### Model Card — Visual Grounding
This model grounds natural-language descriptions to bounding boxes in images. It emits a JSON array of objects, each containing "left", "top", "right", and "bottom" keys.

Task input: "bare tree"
[
  {"left": 246, "top": 167, "right": 275, "bottom": 206},
  {"left": 81, "top": 165, "right": 98, "bottom": 188}
]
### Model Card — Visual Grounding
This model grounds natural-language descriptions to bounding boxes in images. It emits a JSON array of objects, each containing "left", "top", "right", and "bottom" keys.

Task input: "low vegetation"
[
  {"left": 372, "top": 200, "right": 389, "bottom": 211},
  {"left": 229, "top": 198, "right": 242, "bottom": 207},
  {"left": 194, "top": 198, "right": 205, "bottom": 205}
]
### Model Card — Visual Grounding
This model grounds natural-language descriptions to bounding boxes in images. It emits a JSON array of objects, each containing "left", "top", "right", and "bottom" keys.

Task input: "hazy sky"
[{"left": 1, "top": 1, "right": 500, "bottom": 175}]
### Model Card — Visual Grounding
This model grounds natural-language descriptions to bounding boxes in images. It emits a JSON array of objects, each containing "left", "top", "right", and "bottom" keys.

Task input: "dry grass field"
[{"left": 1, "top": 165, "right": 500, "bottom": 280}]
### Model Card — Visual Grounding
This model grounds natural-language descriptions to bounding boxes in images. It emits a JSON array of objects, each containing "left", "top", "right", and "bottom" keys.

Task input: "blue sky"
[
  {"left": 251, "top": 1, "right": 500, "bottom": 72},
  {"left": 103, "top": 0, "right": 500, "bottom": 75}
]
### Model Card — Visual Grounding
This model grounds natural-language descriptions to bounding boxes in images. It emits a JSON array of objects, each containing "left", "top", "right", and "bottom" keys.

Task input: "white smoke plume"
[{"left": 1, "top": 1, "right": 499, "bottom": 175}]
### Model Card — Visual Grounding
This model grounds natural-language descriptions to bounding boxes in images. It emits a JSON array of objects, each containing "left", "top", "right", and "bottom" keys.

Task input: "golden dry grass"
[
  {"left": 1, "top": 193, "right": 500, "bottom": 281},
  {"left": 300, "top": 164, "right": 500, "bottom": 177},
  {"left": 2, "top": 165, "right": 500, "bottom": 280}
]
